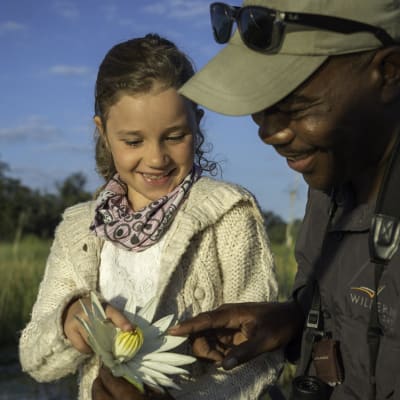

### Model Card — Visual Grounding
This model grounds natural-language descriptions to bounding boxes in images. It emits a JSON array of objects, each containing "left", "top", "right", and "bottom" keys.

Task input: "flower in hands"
[
  {"left": 77, "top": 292, "right": 195, "bottom": 393},
  {"left": 113, "top": 328, "right": 144, "bottom": 362}
]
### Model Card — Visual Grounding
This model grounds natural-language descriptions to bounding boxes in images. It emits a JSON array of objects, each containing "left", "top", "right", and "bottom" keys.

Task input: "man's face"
[{"left": 252, "top": 53, "right": 391, "bottom": 191}]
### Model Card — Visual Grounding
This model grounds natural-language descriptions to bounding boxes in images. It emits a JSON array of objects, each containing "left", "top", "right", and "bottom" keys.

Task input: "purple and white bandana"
[{"left": 90, "top": 166, "right": 201, "bottom": 252}]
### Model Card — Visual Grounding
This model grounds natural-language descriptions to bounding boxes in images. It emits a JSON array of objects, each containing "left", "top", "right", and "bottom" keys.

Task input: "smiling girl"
[{"left": 19, "top": 34, "right": 282, "bottom": 400}]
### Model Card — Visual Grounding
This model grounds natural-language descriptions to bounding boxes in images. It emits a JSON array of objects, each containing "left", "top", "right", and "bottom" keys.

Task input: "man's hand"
[
  {"left": 92, "top": 367, "right": 175, "bottom": 400},
  {"left": 168, "top": 301, "right": 304, "bottom": 370}
]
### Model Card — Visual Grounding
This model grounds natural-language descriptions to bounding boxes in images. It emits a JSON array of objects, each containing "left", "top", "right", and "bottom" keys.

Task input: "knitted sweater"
[{"left": 19, "top": 177, "right": 283, "bottom": 399}]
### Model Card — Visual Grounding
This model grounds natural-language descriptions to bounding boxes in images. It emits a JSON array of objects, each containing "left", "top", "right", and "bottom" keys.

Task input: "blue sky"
[{"left": 0, "top": 0, "right": 307, "bottom": 220}]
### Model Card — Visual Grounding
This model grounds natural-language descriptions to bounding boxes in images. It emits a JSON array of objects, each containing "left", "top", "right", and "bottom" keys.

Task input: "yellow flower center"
[{"left": 113, "top": 327, "right": 144, "bottom": 362}]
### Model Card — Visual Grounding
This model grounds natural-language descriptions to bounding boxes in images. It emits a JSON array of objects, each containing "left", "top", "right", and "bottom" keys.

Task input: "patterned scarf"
[{"left": 90, "top": 166, "right": 201, "bottom": 252}]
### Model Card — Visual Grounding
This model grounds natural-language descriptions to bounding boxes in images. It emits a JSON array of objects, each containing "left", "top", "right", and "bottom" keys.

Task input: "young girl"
[{"left": 19, "top": 34, "right": 282, "bottom": 399}]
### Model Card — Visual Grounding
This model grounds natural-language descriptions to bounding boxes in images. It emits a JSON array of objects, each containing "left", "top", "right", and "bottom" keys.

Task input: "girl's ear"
[
  {"left": 94, "top": 115, "right": 105, "bottom": 135},
  {"left": 94, "top": 116, "right": 110, "bottom": 150},
  {"left": 374, "top": 47, "right": 400, "bottom": 104}
]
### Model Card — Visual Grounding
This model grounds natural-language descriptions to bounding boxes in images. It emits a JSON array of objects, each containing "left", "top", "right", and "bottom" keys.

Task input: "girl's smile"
[{"left": 139, "top": 169, "right": 175, "bottom": 186}]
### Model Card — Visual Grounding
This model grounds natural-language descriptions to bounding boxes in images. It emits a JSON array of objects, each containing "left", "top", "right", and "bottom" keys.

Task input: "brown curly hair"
[{"left": 94, "top": 33, "right": 217, "bottom": 183}]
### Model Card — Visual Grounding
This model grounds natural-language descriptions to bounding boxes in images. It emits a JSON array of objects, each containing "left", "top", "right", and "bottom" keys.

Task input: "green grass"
[
  {"left": 0, "top": 236, "right": 51, "bottom": 346},
  {"left": 264, "top": 242, "right": 298, "bottom": 398},
  {"left": 270, "top": 241, "right": 298, "bottom": 301}
]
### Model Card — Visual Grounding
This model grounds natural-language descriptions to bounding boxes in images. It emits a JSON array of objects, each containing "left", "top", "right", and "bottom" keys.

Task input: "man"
[{"left": 94, "top": 0, "right": 400, "bottom": 399}]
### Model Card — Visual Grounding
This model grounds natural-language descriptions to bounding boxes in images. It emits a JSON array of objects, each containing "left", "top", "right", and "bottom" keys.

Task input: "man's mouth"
[{"left": 284, "top": 151, "right": 316, "bottom": 173}]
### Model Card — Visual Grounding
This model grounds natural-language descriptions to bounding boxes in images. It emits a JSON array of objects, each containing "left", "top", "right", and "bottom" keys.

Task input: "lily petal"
[
  {"left": 143, "top": 352, "right": 196, "bottom": 366},
  {"left": 152, "top": 314, "right": 175, "bottom": 334},
  {"left": 90, "top": 292, "right": 107, "bottom": 320},
  {"left": 155, "top": 335, "right": 187, "bottom": 353},
  {"left": 137, "top": 296, "right": 157, "bottom": 323},
  {"left": 141, "top": 360, "right": 189, "bottom": 375}
]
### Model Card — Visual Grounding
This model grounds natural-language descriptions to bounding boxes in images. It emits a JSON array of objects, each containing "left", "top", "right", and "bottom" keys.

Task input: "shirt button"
[{"left": 194, "top": 288, "right": 205, "bottom": 300}]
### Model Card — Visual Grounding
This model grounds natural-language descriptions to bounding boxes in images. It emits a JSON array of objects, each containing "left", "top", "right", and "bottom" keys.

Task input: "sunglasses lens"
[
  {"left": 210, "top": 3, "right": 233, "bottom": 43},
  {"left": 239, "top": 8, "right": 275, "bottom": 51}
]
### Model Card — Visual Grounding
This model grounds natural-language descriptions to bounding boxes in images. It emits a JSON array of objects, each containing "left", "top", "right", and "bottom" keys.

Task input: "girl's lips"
[
  {"left": 140, "top": 170, "right": 173, "bottom": 186},
  {"left": 286, "top": 152, "right": 316, "bottom": 173}
]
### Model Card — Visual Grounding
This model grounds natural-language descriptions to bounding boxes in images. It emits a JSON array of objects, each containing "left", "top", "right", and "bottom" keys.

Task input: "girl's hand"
[{"left": 63, "top": 296, "right": 134, "bottom": 354}]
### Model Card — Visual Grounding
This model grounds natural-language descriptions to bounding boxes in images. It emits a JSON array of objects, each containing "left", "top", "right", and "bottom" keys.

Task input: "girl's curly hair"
[{"left": 94, "top": 33, "right": 217, "bottom": 183}]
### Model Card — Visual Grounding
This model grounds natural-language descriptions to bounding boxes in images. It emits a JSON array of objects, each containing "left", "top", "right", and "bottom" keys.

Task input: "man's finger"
[
  {"left": 98, "top": 367, "right": 144, "bottom": 400},
  {"left": 92, "top": 374, "right": 112, "bottom": 400},
  {"left": 221, "top": 336, "right": 267, "bottom": 370},
  {"left": 168, "top": 307, "right": 239, "bottom": 336},
  {"left": 191, "top": 336, "right": 224, "bottom": 362}
]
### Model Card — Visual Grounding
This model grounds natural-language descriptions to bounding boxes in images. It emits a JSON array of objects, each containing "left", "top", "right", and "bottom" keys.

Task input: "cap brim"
[{"left": 180, "top": 32, "right": 328, "bottom": 116}]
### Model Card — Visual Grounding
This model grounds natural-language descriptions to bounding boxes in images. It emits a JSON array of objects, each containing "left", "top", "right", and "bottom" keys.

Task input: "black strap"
[
  {"left": 367, "top": 134, "right": 400, "bottom": 399},
  {"left": 297, "top": 196, "right": 337, "bottom": 376},
  {"left": 297, "top": 282, "right": 323, "bottom": 376}
]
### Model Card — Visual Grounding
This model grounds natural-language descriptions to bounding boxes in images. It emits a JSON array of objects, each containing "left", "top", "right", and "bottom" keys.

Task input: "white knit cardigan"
[{"left": 19, "top": 177, "right": 283, "bottom": 399}]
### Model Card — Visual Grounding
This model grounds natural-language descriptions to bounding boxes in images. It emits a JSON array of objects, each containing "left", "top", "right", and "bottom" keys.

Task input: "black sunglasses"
[{"left": 210, "top": 2, "right": 395, "bottom": 53}]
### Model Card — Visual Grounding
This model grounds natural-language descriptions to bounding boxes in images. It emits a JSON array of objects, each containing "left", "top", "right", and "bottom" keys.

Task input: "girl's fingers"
[
  {"left": 69, "top": 325, "right": 93, "bottom": 354},
  {"left": 104, "top": 304, "right": 134, "bottom": 331}
]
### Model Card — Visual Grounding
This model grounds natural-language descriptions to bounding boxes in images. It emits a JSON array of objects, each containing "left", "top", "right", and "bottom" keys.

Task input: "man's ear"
[{"left": 375, "top": 47, "right": 400, "bottom": 104}]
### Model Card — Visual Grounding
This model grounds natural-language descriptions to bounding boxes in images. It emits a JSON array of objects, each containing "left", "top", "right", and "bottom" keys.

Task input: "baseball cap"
[{"left": 180, "top": 0, "right": 400, "bottom": 116}]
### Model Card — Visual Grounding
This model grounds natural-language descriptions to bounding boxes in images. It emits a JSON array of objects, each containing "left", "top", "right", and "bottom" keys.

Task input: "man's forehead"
[{"left": 273, "top": 56, "right": 350, "bottom": 108}]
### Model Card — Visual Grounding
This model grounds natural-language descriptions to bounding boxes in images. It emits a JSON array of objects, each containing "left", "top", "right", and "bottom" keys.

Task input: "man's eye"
[{"left": 278, "top": 107, "right": 311, "bottom": 119}]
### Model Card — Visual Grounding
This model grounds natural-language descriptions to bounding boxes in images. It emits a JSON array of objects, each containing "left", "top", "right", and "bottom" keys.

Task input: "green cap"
[{"left": 180, "top": 0, "right": 400, "bottom": 116}]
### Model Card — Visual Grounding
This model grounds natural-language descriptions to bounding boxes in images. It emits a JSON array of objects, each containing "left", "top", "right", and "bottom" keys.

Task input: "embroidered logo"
[
  {"left": 350, "top": 286, "right": 385, "bottom": 299},
  {"left": 349, "top": 285, "right": 395, "bottom": 331}
]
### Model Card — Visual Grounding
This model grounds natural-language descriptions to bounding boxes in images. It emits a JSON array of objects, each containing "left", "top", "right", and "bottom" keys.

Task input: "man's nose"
[{"left": 251, "top": 109, "right": 295, "bottom": 146}]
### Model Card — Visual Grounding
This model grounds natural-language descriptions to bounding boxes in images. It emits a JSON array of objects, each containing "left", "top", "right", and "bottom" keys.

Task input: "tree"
[
  {"left": 0, "top": 162, "right": 92, "bottom": 241},
  {"left": 56, "top": 172, "right": 92, "bottom": 209},
  {"left": 262, "top": 210, "right": 287, "bottom": 244}
]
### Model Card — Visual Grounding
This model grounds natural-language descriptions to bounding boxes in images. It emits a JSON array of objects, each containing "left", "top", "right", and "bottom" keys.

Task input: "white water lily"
[{"left": 77, "top": 292, "right": 196, "bottom": 393}]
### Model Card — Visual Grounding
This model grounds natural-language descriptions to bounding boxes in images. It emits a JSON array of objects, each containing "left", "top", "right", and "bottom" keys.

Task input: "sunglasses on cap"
[{"left": 210, "top": 2, "right": 395, "bottom": 53}]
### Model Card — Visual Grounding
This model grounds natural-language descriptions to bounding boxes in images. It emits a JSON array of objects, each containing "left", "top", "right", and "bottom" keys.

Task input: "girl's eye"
[
  {"left": 166, "top": 134, "right": 186, "bottom": 142},
  {"left": 124, "top": 139, "right": 142, "bottom": 147}
]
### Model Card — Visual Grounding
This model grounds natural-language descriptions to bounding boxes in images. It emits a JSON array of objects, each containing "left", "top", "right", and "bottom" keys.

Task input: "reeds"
[{"left": 0, "top": 236, "right": 51, "bottom": 346}]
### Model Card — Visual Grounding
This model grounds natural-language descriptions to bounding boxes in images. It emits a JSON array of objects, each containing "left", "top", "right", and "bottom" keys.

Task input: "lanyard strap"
[
  {"left": 367, "top": 134, "right": 400, "bottom": 399},
  {"left": 297, "top": 198, "right": 337, "bottom": 376}
]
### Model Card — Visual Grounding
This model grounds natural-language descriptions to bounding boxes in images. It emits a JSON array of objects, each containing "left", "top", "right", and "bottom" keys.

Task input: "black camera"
[{"left": 290, "top": 375, "right": 332, "bottom": 400}]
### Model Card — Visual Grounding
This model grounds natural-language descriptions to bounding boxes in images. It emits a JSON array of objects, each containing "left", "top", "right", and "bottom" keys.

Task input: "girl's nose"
[
  {"left": 145, "top": 142, "right": 169, "bottom": 168},
  {"left": 251, "top": 109, "right": 295, "bottom": 146}
]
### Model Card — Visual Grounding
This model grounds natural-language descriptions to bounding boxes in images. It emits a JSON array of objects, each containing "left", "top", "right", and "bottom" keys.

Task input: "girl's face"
[{"left": 95, "top": 85, "right": 201, "bottom": 211}]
